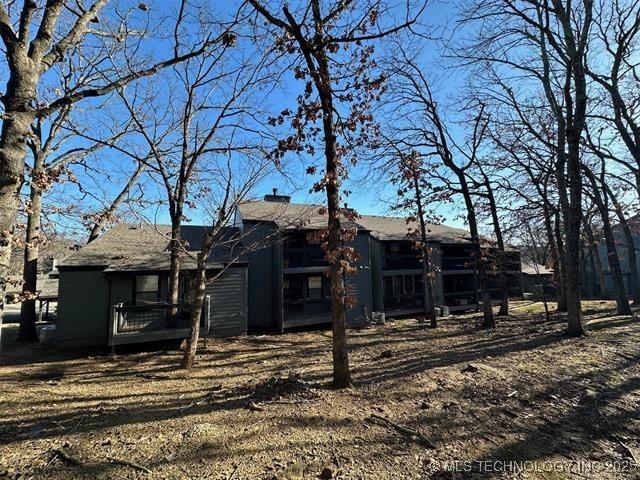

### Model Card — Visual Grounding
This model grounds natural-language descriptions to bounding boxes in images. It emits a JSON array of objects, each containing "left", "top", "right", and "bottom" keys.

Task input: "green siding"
[
  {"left": 206, "top": 267, "right": 248, "bottom": 336},
  {"left": 370, "top": 238, "right": 383, "bottom": 311},
  {"left": 57, "top": 269, "right": 110, "bottom": 347},
  {"left": 243, "top": 223, "right": 276, "bottom": 328},
  {"left": 345, "top": 232, "right": 373, "bottom": 326}
]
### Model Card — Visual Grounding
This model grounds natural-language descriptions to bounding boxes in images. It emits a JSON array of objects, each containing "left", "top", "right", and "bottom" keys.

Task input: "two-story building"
[
  {"left": 237, "top": 195, "right": 373, "bottom": 332},
  {"left": 53, "top": 193, "right": 523, "bottom": 347},
  {"left": 237, "top": 195, "right": 522, "bottom": 329}
]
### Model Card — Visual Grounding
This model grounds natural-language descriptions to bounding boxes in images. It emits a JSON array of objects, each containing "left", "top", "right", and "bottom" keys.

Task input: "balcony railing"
[
  {"left": 382, "top": 254, "right": 422, "bottom": 270},
  {"left": 109, "top": 298, "right": 209, "bottom": 346},
  {"left": 441, "top": 256, "right": 474, "bottom": 271},
  {"left": 283, "top": 248, "right": 327, "bottom": 268},
  {"left": 283, "top": 298, "right": 331, "bottom": 326}
]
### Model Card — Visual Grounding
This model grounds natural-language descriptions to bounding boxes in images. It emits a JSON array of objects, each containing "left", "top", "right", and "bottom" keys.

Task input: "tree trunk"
[
  {"left": 604, "top": 184, "right": 640, "bottom": 304},
  {"left": 181, "top": 263, "right": 206, "bottom": 370},
  {"left": 483, "top": 174, "right": 509, "bottom": 316},
  {"left": 554, "top": 211, "right": 568, "bottom": 312},
  {"left": 0, "top": 62, "right": 39, "bottom": 323},
  {"left": 317, "top": 59, "right": 351, "bottom": 389},
  {"left": 413, "top": 174, "right": 436, "bottom": 327},
  {"left": 460, "top": 181, "right": 494, "bottom": 328},
  {"left": 600, "top": 215, "right": 632, "bottom": 315},
  {"left": 168, "top": 219, "right": 182, "bottom": 311},
  {"left": 541, "top": 202, "right": 563, "bottom": 305},
  {"left": 583, "top": 220, "right": 607, "bottom": 298},
  {"left": 583, "top": 170, "right": 632, "bottom": 315},
  {"left": 324, "top": 124, "right": 351, "bottom": 389},
  {"left": 17, "top": 153, "right": 44, "bottom": 342}
]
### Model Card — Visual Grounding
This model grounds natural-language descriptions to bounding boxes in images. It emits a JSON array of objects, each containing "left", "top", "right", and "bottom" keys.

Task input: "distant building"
[{"left": 583, "top": 214, "right": 640, "bottom": 296}]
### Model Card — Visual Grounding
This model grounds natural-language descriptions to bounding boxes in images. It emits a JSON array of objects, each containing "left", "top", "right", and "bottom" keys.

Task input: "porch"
[
  {"left": 109, "top": 298, "right": 210, "bottom": 347},
  {"left": 282, "top": 298, "right": 331, "bottom": 329}
]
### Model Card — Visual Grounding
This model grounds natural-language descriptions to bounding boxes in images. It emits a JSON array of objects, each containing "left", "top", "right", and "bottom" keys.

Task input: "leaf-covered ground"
[{"left": 1, "top": 300, "right": 639, "bottom": 479}]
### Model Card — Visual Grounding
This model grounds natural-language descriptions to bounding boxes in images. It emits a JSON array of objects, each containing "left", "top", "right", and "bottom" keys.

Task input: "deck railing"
[
  {"left": 283, "top": 298, "right": 331, "bottom": 325},
  {"left": 109, "top": 297, "right": 210, "bottom": 346},
  {"left": 382, "top": 255, "right": 421, "bottom": 270},
  {"left": 283, "top": 248, "right": 327, "bottom": 268},
  {"left": 441, "top": 256, "right": 474, "bottom": 271}
]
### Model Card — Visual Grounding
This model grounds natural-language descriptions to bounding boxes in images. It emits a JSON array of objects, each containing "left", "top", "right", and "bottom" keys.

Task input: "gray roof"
[
  {"left": 238, "top": 200, "right": 366, "bottom": 231},
  {"left": 58, "top": 223, "right": 245, "bottom": 272},
  {"left": 521, "top": 262, "right": 553, "bottom": 275},
  {"left": 356, "top": 215, "right": 470, "bottom": 243},
  {"left": 238, "top": 200, "right": 470, "bottom": 243}
]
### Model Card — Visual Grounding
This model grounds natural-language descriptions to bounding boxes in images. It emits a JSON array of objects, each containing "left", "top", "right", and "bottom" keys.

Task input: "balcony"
[
  {"left": 441, "top": 256, "right": 474, "bottom": 271},
  {"left": 283, "top": 298, "right": 331, "bottom": 328},
  {"left": 109, "top": 300, "right": 209, "bottom": 346},
  {"left": 383, "top": 293, "right": 425, "bottom": 311},
  {"left": 382, "top": 254, "right": 422, "bottom": 270},
  {"left": 283, "top": 248, "right": 327, "bottom": 269}
]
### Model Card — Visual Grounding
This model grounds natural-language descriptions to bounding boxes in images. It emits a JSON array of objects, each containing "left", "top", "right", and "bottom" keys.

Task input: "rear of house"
[
  {"left": 56, "top": 224, "right": 248, "bottom": 348},
  {"left": 237, "top": 194, "right": 373, "bottom": 332},
  {"left": 56, "top": 196, "right": 524, "bottom": 348},
  {"left": 359, "top": 215, "right": 522, "bottom": 316}
]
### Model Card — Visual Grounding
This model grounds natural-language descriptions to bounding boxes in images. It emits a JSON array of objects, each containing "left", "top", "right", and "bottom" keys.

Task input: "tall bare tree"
[
  {"left": 0, "top": 1, "right": 221, "bottom": 324},
  {"left": 459, "top": 0, "right": 594, "bottom": 336},
  {"left": 392, "top": 150, "right": 438, "bottom": 327},
  {"left": 250, "top": 0, "right": 424, "bottom": 388}
]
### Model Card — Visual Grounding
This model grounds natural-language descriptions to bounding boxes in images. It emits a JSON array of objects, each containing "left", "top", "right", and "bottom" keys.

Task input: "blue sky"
[{"left": 34, "top": 0, "right": 472, "bottom": 237}]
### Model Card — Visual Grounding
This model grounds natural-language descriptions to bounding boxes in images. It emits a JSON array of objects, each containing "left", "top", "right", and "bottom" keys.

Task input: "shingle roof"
[
  {"left": 58, "top": 224, "right": 245, "bottom": 272},
  {"left": 356, "top": 215, "right": 470, "bottom": 243},
  {"left": 521, "top": 262, "right": 553, "bottom": 275},
  {"left": 238, "top": 200, "right": 473, "bottom": 243},
  {"left": 238, "top": 200, "right": 367, "bottom": 231}
]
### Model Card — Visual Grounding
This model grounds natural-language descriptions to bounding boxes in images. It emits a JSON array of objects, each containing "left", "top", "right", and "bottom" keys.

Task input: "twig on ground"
[
  {"left": 368, "top": 414, "right": 435, "bottom": 448},
  {"left": 108, "top": 457, "right": 152, "bottom": 474},
  {"left": 67, "top": 413, "right": 88, "bottom": 435},
  {"left": 330, "top": 435, "right": 341, "bottom": 468},
  {"left": 51, "top": 448, "right": 83, "bottom": 467},
  {"left": 616, "top": 439, "right": 638, "bottom": 465},
  {"left": 227, "top": 462, "right": 241, "bottom": 480}
]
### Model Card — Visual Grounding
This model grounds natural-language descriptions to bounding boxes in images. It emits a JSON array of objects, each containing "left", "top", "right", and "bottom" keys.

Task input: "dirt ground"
[{"left": 1, "top": 301, "right": 640, "bottom": 480}]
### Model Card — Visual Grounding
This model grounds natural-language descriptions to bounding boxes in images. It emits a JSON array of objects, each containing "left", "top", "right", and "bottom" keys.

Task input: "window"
[
  {"left": 414, "top": 275, "right": 424, "bottom": 293},
  {"left": 393, "top": 275, "right": 403, "bottom": 295},
  {"left": 284, "top": 277, "right": 304, "bottom": 301},
  {"left": 308, "top": 276, "right": 322, "bottom": 299},
  {"left": 405, "top": 275, "right": 414, "bottom": 294},
  {"left": 134, "top": 275, "right": 159, "bottom": 305},
  {"left": 383, "top": 276, "right": 394, "bottom": 296}
]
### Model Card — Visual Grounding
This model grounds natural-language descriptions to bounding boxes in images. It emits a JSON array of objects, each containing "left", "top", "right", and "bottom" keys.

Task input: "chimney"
[{"left": 264, "top": 188, "right": 291, "bottom": 203}]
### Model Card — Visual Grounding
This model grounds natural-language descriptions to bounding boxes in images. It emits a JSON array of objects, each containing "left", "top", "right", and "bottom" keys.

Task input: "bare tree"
[
  {"left": 459, "top": 0, "right": 594, "bottom": 336},
  {"left": 587, "top": 0, "right": 640, "bottom": 201},
  {"left": 249, "top": 0, "right": 425, "bottom": 388},
  {"left": 383, "top": 50, "right": 496, "bottom": 328},
  {"left": 391, "top": 150, "right": 438, "bottom": 327},
  {"left": 0, "top": 1, "right": 223, "bottom": 322},
  {"left": 180, "top": 156, "right": 273, "bottom": 369},
  {"left": 581, "top": 164, "right": 632, "bottom": 315}
]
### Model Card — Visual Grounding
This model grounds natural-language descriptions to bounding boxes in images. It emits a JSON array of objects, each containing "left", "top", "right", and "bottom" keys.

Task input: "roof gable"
[{"left": 59, "top": 224, "right": 245, "bottom": 272}]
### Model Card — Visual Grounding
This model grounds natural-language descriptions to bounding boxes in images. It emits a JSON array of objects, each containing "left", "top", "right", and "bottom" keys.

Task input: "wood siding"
[
  {"left": 243, "top": 222, "right": 276, "bottom": 328},
  {"left": 206, "top": 267, "right": 248, "bottom": 336},
  {"left": 56, "top": 269, "right": 110, "bottom": 347},
  {"left": 345, "top": 232, "right": 373, "bottom": 326},
  {"left": 370, "top": 238, "right": 384, "bottom": 312}
]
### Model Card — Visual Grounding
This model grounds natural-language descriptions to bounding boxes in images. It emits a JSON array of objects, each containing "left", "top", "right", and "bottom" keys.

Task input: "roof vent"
[
  {"left": 343, "top": 202, "right": 355, "bottom": 215},
  {"left": 264, "top": 188, "right": 291, "bottom": 203}
]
